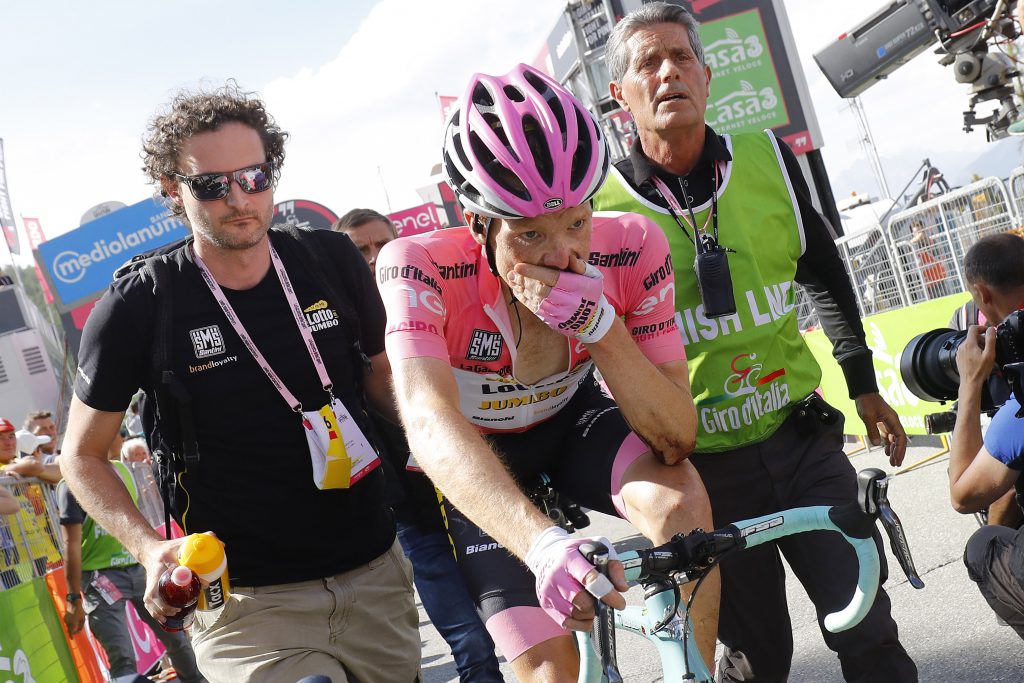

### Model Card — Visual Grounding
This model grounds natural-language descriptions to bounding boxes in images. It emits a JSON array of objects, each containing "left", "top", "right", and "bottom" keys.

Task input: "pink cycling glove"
[
  {"left": 524, "top": 526, "right": 618, "bottom": 627},
  {"left": 535, "top": 264, "right": 616, "bottom": 344}
]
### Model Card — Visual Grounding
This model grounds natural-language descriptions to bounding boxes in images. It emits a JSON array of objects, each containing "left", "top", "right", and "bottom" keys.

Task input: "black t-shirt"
[{"left": 75, "top": 228, "right": 394, "bottom": 586}]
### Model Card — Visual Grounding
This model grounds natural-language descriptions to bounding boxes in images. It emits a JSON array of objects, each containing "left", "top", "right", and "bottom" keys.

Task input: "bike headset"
[{"left": 441, "top": 63, "right": 611, "bottom": 277}]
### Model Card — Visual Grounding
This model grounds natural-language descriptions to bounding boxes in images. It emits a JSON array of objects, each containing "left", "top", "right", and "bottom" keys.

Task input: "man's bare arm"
[
  {"left": 60, "top": 396, "right": 163, "bottom": 561},
  {"left": 392, "top": 356, "right": 551, "bottom": 559},
  {"left": 586, "top": 322, "right": 696, "bottom": 464}
]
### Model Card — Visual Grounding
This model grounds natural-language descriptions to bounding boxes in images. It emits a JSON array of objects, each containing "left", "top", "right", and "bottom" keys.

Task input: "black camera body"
[{"left": 901, "top": 310, "right": 1024, "bottom": 423}]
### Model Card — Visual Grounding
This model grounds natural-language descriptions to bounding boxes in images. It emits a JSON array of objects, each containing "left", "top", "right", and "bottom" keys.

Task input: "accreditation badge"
[{"left": 302, "top": 398, "right": 380, "bottom": 489}]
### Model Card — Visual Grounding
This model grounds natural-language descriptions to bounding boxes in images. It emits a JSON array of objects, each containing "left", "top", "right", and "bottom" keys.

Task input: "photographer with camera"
[{"left": 946, "top": 232, "right": 1024, "bottom": 638}]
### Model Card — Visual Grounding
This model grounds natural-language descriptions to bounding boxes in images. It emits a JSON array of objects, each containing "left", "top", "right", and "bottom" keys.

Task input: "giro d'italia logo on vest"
[{"left": 700, "top": 352, "right": 790, "bottom": 435}]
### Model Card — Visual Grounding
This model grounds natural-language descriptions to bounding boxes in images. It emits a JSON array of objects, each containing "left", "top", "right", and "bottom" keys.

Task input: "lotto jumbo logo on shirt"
[
  {"left": 190, "top": 325, "right": 225, "bottom": 358},
  {"left": 303, "top": 299, "right": 340, "bottom": 331}
]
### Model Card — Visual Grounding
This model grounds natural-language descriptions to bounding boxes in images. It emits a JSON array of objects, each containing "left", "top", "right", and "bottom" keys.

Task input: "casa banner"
[
  {"left": 686, "top": 0, "right": 822, "bottom": 154},
  {"left": 803, "top": 293, "right": 971, "bottom": 436}
]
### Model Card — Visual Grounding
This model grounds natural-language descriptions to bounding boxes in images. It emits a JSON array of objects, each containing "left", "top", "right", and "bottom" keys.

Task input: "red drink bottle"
[{"left": 158, "top": 565, "right": 201, "bottom": 632}]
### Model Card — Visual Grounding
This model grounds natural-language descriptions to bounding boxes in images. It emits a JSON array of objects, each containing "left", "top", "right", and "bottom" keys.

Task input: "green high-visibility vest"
[
  {"left": 79, "top": 461, "right": 139, "bottom": 570},
  {"left": 593, "top": 131, "right": 823, "bottom": 453}
]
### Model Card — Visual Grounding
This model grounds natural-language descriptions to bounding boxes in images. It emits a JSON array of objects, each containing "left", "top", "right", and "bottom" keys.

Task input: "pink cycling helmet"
[{"left": 442, "top": 63, "right": 610, "bottom": 220}]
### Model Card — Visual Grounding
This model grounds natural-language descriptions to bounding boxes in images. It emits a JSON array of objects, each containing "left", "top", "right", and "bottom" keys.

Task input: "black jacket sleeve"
[{"left": 774, "top": 135, "right": 878, "bottom": 398}]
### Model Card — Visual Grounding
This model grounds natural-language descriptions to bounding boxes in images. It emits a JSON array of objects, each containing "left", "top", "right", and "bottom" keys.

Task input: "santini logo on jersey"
[
  {"left": 190, "top": 325, "right": 225, "bottom": 358},
  {"left": 303, "top": 299, "right": 340, "bottom": 331},
  {"left": 466, "top": 329, "right": 503, "bottom": 362},
  {"left": 588, "top": 248, "right": 640, "bottom": 268}
]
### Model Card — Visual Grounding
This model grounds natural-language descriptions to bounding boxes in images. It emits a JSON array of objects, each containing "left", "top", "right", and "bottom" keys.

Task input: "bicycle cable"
[{"left": 676, "top": 548, "right": 738, "bottom": 679}]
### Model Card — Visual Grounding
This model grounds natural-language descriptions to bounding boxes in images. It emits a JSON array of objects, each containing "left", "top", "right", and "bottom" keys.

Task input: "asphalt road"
[{"left": 417, "top": 441, "right": 1022, "bottom": 682}]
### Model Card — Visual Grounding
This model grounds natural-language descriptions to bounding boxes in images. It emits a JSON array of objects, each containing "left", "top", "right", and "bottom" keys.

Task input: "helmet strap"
[{"left": 473, "top": 214, "right": 499, "bottom": 278}]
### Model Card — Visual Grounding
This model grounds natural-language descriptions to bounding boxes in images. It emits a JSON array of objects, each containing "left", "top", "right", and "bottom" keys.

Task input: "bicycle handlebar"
[{"left": 584, "top": 468, "right": 923, "bottom": 638}]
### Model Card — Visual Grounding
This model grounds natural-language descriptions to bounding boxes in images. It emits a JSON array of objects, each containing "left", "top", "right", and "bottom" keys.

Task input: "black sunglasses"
[{"left": 173, "top": 162, "right": 274, "bottom": 201}]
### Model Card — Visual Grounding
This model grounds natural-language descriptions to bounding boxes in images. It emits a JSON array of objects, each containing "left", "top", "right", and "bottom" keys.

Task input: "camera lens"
[{"left": 899, "top": 328, "right": 966, "bottom": 402}]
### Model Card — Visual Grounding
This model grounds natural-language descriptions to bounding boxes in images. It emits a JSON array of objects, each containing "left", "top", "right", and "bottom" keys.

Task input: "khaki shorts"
[{"left": 192, "top": 539, "right": 421, "bottom": 683}]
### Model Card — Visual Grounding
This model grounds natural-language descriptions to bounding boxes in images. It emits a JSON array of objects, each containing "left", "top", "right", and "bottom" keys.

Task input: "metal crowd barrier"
[
  {"left": 886, "top": 176, "right": 1016, "bottom": 306},
  {"left": 0, "top": 475, "right": 63, "bottom": 591},
  {"left": 0, "top": 465, "right": 165, "bottom": 592}
]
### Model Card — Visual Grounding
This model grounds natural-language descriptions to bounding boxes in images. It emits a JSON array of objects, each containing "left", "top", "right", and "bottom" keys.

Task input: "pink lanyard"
[
  {"left": 191, "top": 242, "right": 333, "bottom": 412},
  {"left": 649, "top": 175, "right": 713, "bottom": 236}
]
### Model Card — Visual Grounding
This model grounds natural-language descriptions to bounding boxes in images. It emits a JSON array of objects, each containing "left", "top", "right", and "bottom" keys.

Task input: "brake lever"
[
  {"left": 580, "top": 542, "right": 624, "bottom": 683},
  {"left": 874, "top": 476, "right": 925, "bottom": 589}
]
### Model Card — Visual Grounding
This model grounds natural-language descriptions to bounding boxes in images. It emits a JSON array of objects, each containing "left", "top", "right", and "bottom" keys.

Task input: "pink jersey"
[{"left": 377, "top": 212, "right": 684, "bottom": 432}]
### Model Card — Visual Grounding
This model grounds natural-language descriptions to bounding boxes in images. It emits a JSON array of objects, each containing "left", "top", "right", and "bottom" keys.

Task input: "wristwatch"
[{"left": 66, "top": 593, "right": 81, "bottom": 603}]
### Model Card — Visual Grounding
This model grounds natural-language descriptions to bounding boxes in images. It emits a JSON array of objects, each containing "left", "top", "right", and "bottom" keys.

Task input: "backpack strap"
[{"left": 134, "top": 251, "right": 200, "bottom": 540}]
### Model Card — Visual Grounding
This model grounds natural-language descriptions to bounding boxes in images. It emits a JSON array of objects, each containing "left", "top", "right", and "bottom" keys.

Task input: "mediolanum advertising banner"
[{"left": 36, "top": 197, "right": 188, "bottom": 312}]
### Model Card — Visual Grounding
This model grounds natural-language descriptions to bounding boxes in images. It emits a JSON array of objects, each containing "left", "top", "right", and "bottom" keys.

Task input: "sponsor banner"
[
  {"left": 388, "top": 202, "right": 443, "bottom": 237},
  {"left": 803, "top": 292, "right": 971, "bottom": 436},
  {"left": 0, "top": 139, "right": 18, "bottom": 254},
  {"left": 0, "top": 576, "right": 82, "bottom": 683},
  {"left": 36, "top": 197, "right": 188, "bottom": 311},
  {"left": 438, "top": 95, "right": 458, "bottom": 123},
  {"left": 23, "top": 217, "right": 55, "bottom": 303},
  {"left": 688, "top": 0, "right": 823, "bottom": 153},
  {"left": 273, "top": 199, "right": 338, "bottom": 231}
]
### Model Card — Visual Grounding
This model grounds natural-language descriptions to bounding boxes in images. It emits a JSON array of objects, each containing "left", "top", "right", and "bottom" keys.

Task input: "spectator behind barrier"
[
  {"left": 1, "top": 417, "right": 61, "bottom": 483},
  {"left": 24, "top": 410, "right": 59, "bottom": 457},
  {"left": 0, "top": 487, "right": 18, "bottom": 515},
  {"left": 947, "top": 232, "right": 1024, "bottom": 638}
]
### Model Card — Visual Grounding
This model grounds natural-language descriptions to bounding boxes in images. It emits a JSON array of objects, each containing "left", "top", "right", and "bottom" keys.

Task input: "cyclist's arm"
[
  {"left": 392, "top": 355, "right": 553, "bottom": 559},
  {"left": 587, "top": 325, "right": 696, "bottom": 464}
]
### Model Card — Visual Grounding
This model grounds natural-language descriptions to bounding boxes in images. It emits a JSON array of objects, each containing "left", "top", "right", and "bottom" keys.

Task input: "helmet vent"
[
  {"left": 522, "top": 115, "right": 554, "bottom": 187},
  {"left": 470, "top": 131, "right": 530, "bottom": 201},
  {"left": 451, "top": 132, "right": 473, "bottom": 171},
  {"left": 503, "top": 85, "right": 526, "bottom": 102},
  {"left": 472, "top": 82, "right": 495, "bottom": 108},
  {"left": 482, "top": 113, "right": 519, "bottom": 163},
  {"left": 569, "top": 107, "right": 593, "bottom": 191}
]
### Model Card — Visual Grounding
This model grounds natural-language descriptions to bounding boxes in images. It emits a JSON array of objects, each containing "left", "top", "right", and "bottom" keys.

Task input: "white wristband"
[{"left": 575, "top": 295, "right": 616, "bottom": 345}]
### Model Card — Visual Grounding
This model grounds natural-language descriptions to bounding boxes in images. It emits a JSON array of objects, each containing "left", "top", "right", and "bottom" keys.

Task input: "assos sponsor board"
[{"left": 37, "top": 197, "right": 187, "bottom": 309}]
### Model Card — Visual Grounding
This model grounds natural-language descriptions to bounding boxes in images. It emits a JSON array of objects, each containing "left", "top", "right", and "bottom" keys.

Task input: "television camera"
[{"left": 814, "top": 0, "right": 1023, "bottom": 140}]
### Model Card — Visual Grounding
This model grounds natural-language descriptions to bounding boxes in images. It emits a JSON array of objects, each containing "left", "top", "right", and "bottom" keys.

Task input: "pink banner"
[
  {"left": 438, "top": 95, "right": 458, "bottom": 123},
  {"left": 388, "top": 203, "right": 443, "bottom": 237},
  {"left": 23, "top": 217, "right": 55, "bottom": 303}
]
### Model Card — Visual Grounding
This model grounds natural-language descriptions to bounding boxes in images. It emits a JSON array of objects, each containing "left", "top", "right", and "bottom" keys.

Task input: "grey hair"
[{"left": 606, "top": 1, "right": 705, "bottom": 83}]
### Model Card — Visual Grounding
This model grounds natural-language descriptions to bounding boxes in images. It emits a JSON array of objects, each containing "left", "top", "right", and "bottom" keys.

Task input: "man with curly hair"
[{"left": 60, "top": 83, "right": 421, "bottom": 683}]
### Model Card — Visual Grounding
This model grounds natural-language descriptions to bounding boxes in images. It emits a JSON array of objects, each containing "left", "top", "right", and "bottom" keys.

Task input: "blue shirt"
[{"left": 984, "top": 396, "right": 1024, "bottom": 470}]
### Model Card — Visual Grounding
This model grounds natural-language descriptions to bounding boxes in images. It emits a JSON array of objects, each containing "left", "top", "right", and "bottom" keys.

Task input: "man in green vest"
[
  {"left": 58, "top": 453, "right": 207, "bottom": 682},
  {"left": 595, "top": 3, "right": 916, "bottom": 681}
]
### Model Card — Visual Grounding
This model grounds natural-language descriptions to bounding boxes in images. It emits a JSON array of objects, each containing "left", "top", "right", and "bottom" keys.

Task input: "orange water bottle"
[{"left": 177, "top": 532, "right": 230, "bottom": 611}]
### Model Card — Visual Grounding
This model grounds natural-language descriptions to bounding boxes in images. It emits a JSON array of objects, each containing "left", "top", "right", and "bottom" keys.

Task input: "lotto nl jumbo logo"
[{"left": 190, "top": 325, "right": 225, "bottom": 358}]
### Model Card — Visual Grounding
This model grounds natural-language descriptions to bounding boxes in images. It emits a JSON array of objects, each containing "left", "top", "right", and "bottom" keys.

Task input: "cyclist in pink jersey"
[{"left": 380, "top": 64, "right": 718, "bottom": 680}]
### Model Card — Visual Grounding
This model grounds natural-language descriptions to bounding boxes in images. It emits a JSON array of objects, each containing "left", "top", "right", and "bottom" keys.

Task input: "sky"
[{"left": 1, "top": 0, "right": 1021, "bottom": 268}]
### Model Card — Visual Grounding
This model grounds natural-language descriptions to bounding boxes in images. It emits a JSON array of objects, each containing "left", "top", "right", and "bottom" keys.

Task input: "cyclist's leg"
[
  {"left": 442, "top": 499, "right": 576, "bottom": 682},
  {"left": 964, "top": 525, "right": 1024, "bottom": 638},
  {"left": 549, "top": 384, "right": 718, "bottom": 670},
  {"left": 770, "top": 410, "right": 917, "bottom": 683},
  {"left": 690, "top": 443, "right": 796, "bottom": 682}
]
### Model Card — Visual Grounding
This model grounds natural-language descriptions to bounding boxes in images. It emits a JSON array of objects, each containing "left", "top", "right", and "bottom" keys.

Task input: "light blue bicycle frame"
[{"left": 575, "top": 505, "right": 882, "bottom": 682}]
